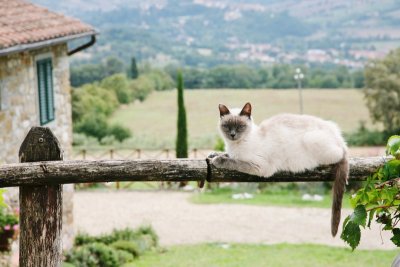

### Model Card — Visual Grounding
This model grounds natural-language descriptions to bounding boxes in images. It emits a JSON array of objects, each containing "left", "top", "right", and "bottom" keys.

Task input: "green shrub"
[
  {"left": 62, "top": 263, "right": 75, "bottom": 267},
  {"left": 65, "top": 242, "right": 119, "bottom": 267},
  {"left": 108, "top": 228, "right": 138, "bottom": 243},
  {"left": 73, "top": 113, "right": 109, "bottom": 141},
  {"left": 135, "top": 234, "right": 157, "bottom": 252},
  {"left": 214, "top": 137, "right": 225, "bottom": 151},
  {"left": 108, "top": 124, "right": 132, "bottom": 142},
  {"left": 69, "top": 227, "right": 159, "bottom": 266},
  {"left": 344, "top": 121, "right": 386, "bottom": 146},
  {"left": 72, "top": 133, "right": 100, "bottom": 147},
  {"left": 111, "top": 240, "right": 141, "bottom": 258},
  {"left": 75, "top": 232, "right": 115, "bottom": 246},
  {"left": 100, "top": 135, "right": 117, "bottom": 146},
  {"left": 72, "top": 84, "right": 119, "bottom": 122},
  {"left": 147, "top": 70, "right": 174, "bottom": 91},
  {"left": 134, "top": 225, "right": 159, "bottom": 247},
  {"left": 74, "top": 232, "right": 96, "bottom": 246},
  {"left": 115, "top": 249, "right": 135, "bottom": 264},
  {"left": 130, "top": 76, "right": 154, "bottom": 102},
  {"left": 74, "top": 226, "right": 158, "bottom": 249},
  {"left": 100, "top": 74, "right": 132, "bottom": 104}
]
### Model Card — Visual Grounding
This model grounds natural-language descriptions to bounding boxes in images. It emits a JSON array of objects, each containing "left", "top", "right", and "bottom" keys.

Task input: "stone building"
[{"left": 0, "top": 0, "right": 97, "bottom": 250}]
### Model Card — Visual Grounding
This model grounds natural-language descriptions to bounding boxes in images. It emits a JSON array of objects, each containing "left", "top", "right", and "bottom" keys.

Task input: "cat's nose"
[{"left": 230, "top": 133, "right": 236, "bottom": 138}]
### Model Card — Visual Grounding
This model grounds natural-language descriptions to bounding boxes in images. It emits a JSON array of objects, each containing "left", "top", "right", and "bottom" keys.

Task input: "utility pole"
[{"left": 294, "top": 68, "right": 305, "bottom": 114}]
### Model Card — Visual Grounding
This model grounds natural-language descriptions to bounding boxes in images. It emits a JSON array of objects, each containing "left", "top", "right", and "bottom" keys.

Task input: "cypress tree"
[
  {"left": 176, "top": 70, "right": 188, "bottom": 159},
  {"left": 130, "top": 57, "right": 139, "bottom": 79}
]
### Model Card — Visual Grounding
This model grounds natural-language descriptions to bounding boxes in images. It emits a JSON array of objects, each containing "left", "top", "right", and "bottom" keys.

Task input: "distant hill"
[{"left": 32, "top": 0, "right": 400, "bottom": 68}]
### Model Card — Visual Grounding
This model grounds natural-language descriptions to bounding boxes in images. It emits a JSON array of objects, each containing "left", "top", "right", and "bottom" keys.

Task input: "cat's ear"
[
  {"left": 240, "top": 102, "right": 252, "bottom": 118},
  {"left": 219, "top": 104, "right": 230, "bottom": 117}
]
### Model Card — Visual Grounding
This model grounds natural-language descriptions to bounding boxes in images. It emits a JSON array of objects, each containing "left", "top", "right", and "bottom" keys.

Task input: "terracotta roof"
[{"left": 0, "top": 0, "right": 96, "bottom": 50}]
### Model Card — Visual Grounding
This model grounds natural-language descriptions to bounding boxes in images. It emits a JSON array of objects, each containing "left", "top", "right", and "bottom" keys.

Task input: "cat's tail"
[{"left": 331, "top": 151, "right": 349, "bottom": 237}]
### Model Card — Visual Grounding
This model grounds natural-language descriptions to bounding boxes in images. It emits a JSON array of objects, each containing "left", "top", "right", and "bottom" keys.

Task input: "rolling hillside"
[{"left": 32, "top": 0, "right": 400, "bottom": 67}]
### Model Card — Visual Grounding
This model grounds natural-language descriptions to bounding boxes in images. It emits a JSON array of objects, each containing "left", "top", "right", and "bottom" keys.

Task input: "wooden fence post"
[{"left": 19, "top": 127, "right": 63, "bottom": 267}]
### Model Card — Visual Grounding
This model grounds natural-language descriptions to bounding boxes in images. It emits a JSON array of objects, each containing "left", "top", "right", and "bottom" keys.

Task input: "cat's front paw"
[
  {"left": 207, "top": 151, "right": 228, "bottom": 159},
  {"left": 211, "top": 155, "right": 229, "bottom": 169}
]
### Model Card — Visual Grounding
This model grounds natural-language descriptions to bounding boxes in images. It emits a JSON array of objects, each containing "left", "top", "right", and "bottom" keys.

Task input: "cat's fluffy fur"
[{"left": 210, "top": 102, "right": 349, "bottom": 237}]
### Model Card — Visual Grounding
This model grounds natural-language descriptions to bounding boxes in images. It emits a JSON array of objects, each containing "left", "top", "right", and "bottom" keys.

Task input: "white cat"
[{"left": 209, "top": 102, "right": 349, "bottom": 237}]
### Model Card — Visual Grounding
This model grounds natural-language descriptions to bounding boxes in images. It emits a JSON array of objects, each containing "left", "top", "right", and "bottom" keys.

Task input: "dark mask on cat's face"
[{"left": 218, "top": 103, "right": 252, "bottom": 141}]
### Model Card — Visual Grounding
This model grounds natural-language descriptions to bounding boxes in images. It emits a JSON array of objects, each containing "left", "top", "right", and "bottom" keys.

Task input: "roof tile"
[{"left": 0, "top": 0, "right": 95, "bottom": 49}]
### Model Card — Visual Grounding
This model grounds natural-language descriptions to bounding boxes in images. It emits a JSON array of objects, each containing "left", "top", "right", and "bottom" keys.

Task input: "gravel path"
[{"left": 74, "top": 191, "right": 396, "bottom": 250}]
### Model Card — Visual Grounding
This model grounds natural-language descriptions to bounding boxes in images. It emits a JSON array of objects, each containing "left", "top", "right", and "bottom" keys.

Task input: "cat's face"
[{"left": 218, "top": 102, "right": 252, "bottom": 142}]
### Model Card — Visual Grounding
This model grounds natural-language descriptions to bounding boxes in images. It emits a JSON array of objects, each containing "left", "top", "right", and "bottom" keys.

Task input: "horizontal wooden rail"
[{"left": 0, "top": 156, "right": 387, "bottom": 188}]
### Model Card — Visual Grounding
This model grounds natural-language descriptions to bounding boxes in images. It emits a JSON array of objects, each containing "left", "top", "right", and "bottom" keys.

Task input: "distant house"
[
  {"left": 0, "top": 0, "right": 96, "bottom": 163},
  {"left": 0, "top": 0, "right": 97, "bottom": 250}
]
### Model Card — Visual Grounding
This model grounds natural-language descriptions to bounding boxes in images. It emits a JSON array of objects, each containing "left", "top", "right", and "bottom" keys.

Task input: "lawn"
[
  {"left": 125, "top": 243, "right": 398, "bottom": 267},
  {"left": 80, "top": 182, "right": 354, "bottom": 209},
  {"left": 190, "top": 186, "right": 352, "bottom": 209},
  {"left": 109, "top": 89, "right": 375, "bottom": 149}
]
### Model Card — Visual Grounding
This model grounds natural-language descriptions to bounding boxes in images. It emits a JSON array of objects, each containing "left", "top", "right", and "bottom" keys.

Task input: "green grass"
[
  {"left": 124, "top": 243, "right": 398, "bottom": 267},
  {"left": 109, "top": 89, "right": 375, "bottom": 149},
  {"left": 190, "top": 187, "right": 352, "bottom": 209}
]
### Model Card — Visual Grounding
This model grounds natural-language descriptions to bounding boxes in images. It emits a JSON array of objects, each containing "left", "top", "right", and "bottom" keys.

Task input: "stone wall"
[{"left": 0, "top": 43, "right": 74, "bottom": 250}]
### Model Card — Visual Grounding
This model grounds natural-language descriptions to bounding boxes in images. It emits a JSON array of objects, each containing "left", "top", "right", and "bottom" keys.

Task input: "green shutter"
[
  {"left": 46, "top": 61, "right": 55, "bottom": 121},
  {"left": 37, "top": 58, "right": 54, "bottom": 125},
  {"left": 37, "top": 60, "right": 48, "bottom": 125}
]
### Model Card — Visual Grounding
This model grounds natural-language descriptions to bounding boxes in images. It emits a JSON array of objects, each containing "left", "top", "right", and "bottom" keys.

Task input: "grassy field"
[
  {"left": 190, "top": 187, "right": 352, "bottom": 209},
  {"left": 124, "top": 243, "right": 398, "bottom": 267},
  {"left": 109, "top": 89, "right": 375, "bottom": 149}
]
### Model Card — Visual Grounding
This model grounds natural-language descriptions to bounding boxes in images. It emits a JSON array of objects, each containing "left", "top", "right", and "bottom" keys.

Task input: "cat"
[{"left": 208, "top": 102, "right": 349, "bottom": 237}]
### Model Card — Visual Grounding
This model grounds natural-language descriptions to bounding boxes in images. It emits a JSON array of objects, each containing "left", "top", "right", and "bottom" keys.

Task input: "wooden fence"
[
  {"left": 73, "top": 148, "right": 209, "bottom": 160},
  {"left": 0, "top": 127, "right": 387, "bottom": 266}
]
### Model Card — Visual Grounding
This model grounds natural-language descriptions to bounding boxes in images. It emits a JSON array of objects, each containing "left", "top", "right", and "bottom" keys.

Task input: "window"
[{"left": 36, "top": 58, "right": 55, "bottom": 125}]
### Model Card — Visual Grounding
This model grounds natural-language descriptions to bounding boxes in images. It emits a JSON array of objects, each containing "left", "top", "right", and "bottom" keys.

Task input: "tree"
[
  {"left": 71, "top": 84, "right": 119, "bottom": 122},
  {"left": 352, "top": 70, "right": 365, "bottom": 88},
  {"left": 70, "top": 57, "right": 125, "bottom": 87},
  {"left": 73, "top": 112, "right": 109, "bottom": 141},
  {"left": 130, "top": 75, "right": 154, "bottom": 102},
  {"left": 70, "top": 64, "right": 107, "bottom": 87},
  {"left": 176, "top": 70, "right": 188, "bottom": 187},
  {"left": 105, "top": 57, "right": 125, "bottom": 77},
  {"left": 320, "top": 75, "right": 340, "bottom": 88},
  {"left": 364, "top": 48, "right": 400, "bottom": 134},
  {"left": 176, "top": 70, "right": 188, "bottom": 158},
  {"left": 100, "top": 74, "right": 131, "bottom": 104},
  {"left": 130, "top": 57, "right": 139, "bottom": 79}
]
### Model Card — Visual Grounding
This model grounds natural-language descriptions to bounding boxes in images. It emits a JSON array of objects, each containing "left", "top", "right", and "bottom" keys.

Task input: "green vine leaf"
[
  {"left": 385, "top": 160, "right": 400, "bottom": 179},
  {"left": 341, "top": 219, "right": 361, "bottom": 250},
  {"left": 351, "top": 205, "right": 367, "bottom": 227},
  {"left": 387, "top": 135, "right": 400, "bottom": 159},
  {"left": 391, "top": 228, "right": 400, "bottom": 246},
  {"left": 367, "top": 190, "right": 379, "bottom": 204}
]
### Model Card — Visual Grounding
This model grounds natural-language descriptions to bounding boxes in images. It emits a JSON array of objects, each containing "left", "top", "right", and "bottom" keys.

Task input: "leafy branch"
[{"left": 341, "top": 135, "right": 400, "bottom": 250}]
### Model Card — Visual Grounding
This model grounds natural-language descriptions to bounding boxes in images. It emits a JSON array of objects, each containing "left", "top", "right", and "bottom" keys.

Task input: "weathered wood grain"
[
  {"left": 207, "top": 156, "right": 388, "bottom": 182},
  {"left": 0, "top": 156, "right": 388, "bottom": 187},
  {"left": 19, "top": 127, "right": 63, "bottom": 267}
]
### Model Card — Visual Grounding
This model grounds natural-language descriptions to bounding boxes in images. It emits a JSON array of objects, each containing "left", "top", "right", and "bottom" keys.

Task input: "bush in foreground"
[{"left": 65, "top": 226, "right": 158, "bottom": 266}]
